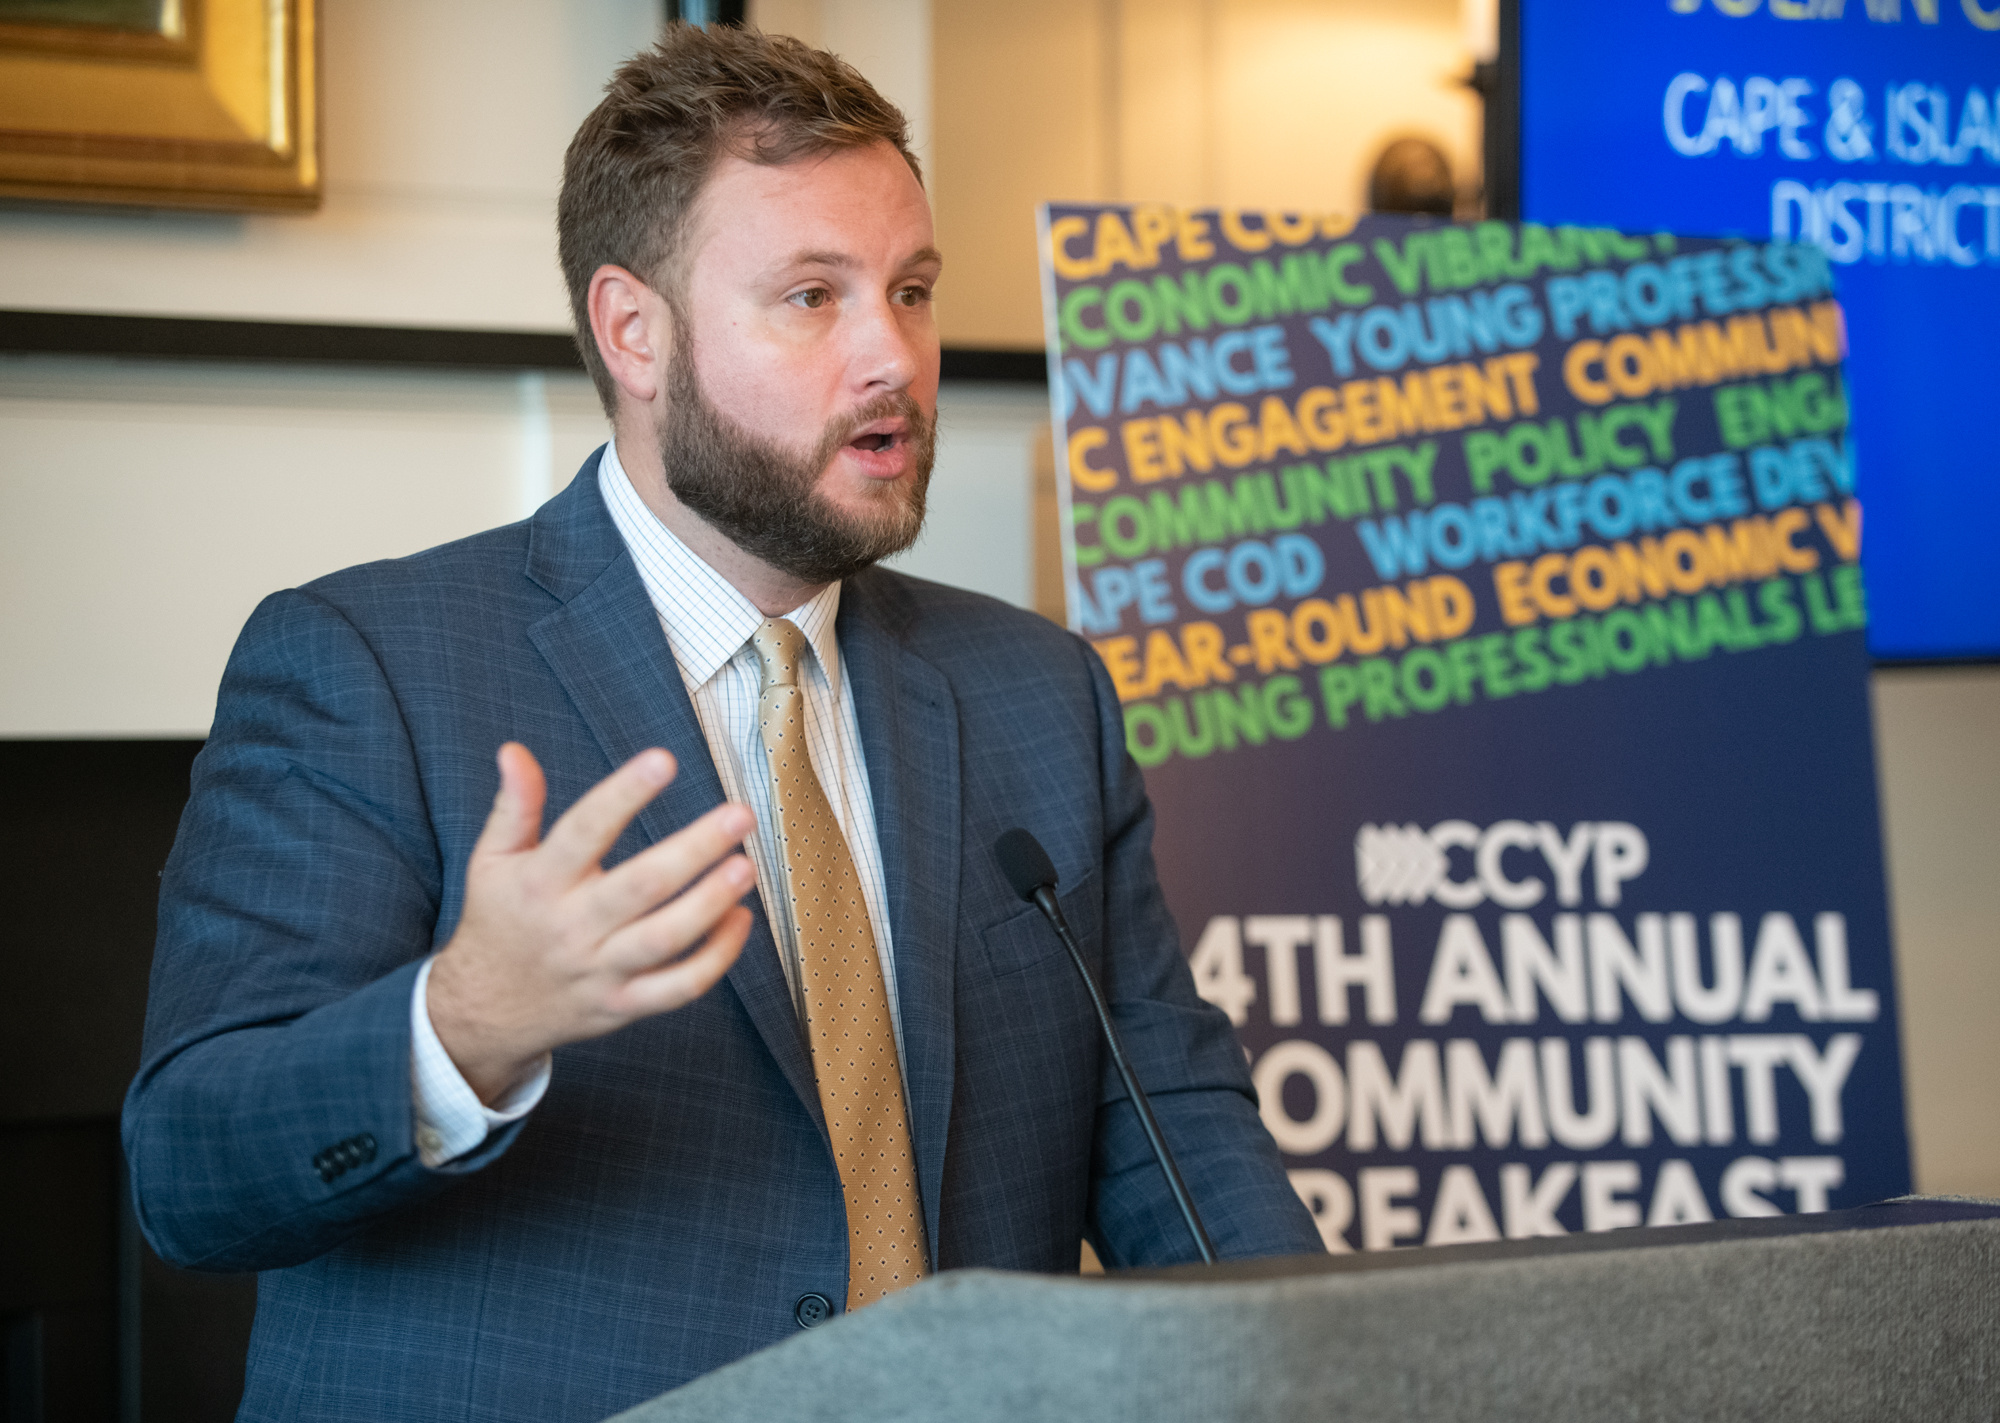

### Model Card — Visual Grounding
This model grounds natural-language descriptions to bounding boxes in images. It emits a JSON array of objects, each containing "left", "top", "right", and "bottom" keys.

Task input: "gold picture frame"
[{"left": 0, "top": 0, "right": 318, "bottom": 212}]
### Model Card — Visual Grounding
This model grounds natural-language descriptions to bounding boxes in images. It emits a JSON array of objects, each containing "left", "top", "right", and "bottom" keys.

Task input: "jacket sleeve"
[
  {"left": 1075, "top": 641, "right": 1326, "bottom": 1269},
  {"left": 122, "top": 588, "right": 523, "bottom": 1272}
]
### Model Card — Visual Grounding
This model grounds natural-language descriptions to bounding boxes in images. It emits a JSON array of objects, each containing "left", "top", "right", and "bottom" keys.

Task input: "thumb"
[{"left": 475, "top": 742, "right": 547, "bottom": 856}]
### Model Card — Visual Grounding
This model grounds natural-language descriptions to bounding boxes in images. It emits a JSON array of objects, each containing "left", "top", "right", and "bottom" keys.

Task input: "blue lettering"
[
  {"left": 1663, "top": 258, "right": 1703, "bottom": 322},
  {"left": 1710, "top": 453, "right": 1749, "bottom": 517},
  {"left": 1584, "top": 474, "right": 1637, "bottom": 539},
  {"left": 1490, "top": 285, "right": 1546, "bottom": 346},
  {"left": 1547, "top": 275, "right": 1590, "bottom": 339},
  {"left": 1355, "top": 512, "right": 1431, "bottom": 580},
  {"left": 1308, "top": 313, "right": 1359, "bottom": 378},
  {"left": 1250, "top": 324, "right": 1296, "bottom": 390},
  {"left": 1161, "top": 339, "right": 1221, "bottom": 403},
  {"left": 1750, "top": 447, "right": 1796, "bottom": 511},
  {"left": 1182, "top": 548, "right": 1231, "bottom": 613},
  {"left": 1552, "top": 483, "right": 1588, "bottom": 544},
  {"left": 1227, "top": 540, "right": 1281, "bottom": 605},
  {"left": 1118, "top": 348, "right": 1178, "bottom": 414},
  {"left": 1356, "top": 307, "right": 1409, "bottom": 371},
  {"left": 1621, "top": 263, "right": 1675, "bottom": 326},
  {"left": 1799, "top": 437, "right": 1853, "bottom": 495},
  {"left": 1133, "top": 558, "right": 1177, "bottom": 623},
  {"left": 1274, "top": 533, "right": 1325, "bottom": 597},
  {"left": 1670, "top": 456, "right": 1719, "bottom": 522},
  {"left": 1089, "top": 566, "right": 1138, "bottom": 627},
  {"left": 1693, "top": 252, "right": 1734, "bottom": 318},
  {"left": 1471, "top": 497, "right": 1522, "bottom": 560},
  {"left": 1425, "top": 504, "right": 1479, "bottom": 570},
  {"left": 1070, "top": 576, "right": 1112, "bottom": 634},
  {"left": 1582, "top": 271, "right": 1632, "bottom": 334},
  {"left": 1212, "top": 330, "right": 1261, "bottom": 395},
  {"left": 1629, "top": 467, "right": 1678, "bottom": 531},
  {"left": 1064, "top": 353, "right": 1118, "bottom": 420},
  {"left": 1509, "top": 488, "right": 1566, "bottom": 550},
  {"left": 1400, "top": 302, "right": 1450, "bottom": 363}
]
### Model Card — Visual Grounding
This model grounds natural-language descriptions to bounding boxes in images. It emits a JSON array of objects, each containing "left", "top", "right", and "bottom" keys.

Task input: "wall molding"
[
  {"left": 0, "top": 309, "right": 582, "bottom": 370},
  {"left": 0, "top": 309, "right": 1048, "bottom": 383}
]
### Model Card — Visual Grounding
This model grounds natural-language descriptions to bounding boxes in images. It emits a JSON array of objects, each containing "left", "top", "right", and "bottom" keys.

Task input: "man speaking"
[{"left": 124, "top": 24, "right": 1320, "bottom": 1420}]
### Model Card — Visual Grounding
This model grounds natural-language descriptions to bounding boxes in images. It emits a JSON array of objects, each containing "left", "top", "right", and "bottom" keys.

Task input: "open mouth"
[{"left": 851, "top": 431, "right": 897, "bottom": 452}]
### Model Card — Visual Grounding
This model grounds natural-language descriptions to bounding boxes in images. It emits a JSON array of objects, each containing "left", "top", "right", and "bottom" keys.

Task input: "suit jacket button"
[{"left": 794, "top": 1293, "right": 834, "bottom": 1328}]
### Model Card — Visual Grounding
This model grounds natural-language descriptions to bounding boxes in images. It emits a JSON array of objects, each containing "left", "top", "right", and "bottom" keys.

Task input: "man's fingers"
[
  {"left": 473, "top": 742, "right": 548, "bottom": 857},
  {"left": 611, "top": 907, "right": 752, "bottom": 1020},
  {"left": 537, "top": 748, "right": 677, "bottom": 879},
  {"left": 586, "top": 803, "right": 756, "bottom": 932},
  {"left": 598, "top": 855, "right": 758, "bottom": 977}
]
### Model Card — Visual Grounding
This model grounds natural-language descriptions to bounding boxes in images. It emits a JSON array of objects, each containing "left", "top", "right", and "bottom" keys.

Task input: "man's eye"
[
  {"left": 791, "top": 288, "right": 831, "bottom": 309},
  {"left": 893, "top": 285, "right": 932, "bottom": 307}
]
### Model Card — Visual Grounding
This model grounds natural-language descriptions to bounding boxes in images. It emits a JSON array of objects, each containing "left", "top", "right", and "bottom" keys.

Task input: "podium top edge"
[{"left": 1102, "top": 1195, "right": 2000, "bottom": 1286}]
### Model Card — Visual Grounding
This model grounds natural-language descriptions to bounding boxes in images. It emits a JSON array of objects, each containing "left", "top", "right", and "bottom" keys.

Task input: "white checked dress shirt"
[{"left": 409, "top": 443, "right": 903, "bottom": 1167}]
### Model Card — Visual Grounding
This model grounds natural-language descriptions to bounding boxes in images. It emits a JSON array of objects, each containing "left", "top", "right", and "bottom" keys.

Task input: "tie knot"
[{"left": 751, "top": 618, "right": 810, "bottom": 691}]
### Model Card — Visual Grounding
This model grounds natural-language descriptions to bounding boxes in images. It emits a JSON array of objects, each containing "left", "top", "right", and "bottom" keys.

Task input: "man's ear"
[{"left": 587, "top": 264, "right": 674, "bottom": 407}]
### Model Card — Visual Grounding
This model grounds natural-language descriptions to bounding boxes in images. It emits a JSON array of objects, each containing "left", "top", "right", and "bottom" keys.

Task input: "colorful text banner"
[{"left": 1039, "top": 204, "right": 1909, "bottom": 1251}]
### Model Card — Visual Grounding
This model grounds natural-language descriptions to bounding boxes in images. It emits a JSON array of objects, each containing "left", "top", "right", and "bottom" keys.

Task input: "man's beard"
[{"left": 658, "top": 342, "right": 935, "bottom": 586}]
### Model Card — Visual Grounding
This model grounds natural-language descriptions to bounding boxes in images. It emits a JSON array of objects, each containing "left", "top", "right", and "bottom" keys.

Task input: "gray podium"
[{"left": 609, "top": 1198, "right": 1999, "bottom": 1422}]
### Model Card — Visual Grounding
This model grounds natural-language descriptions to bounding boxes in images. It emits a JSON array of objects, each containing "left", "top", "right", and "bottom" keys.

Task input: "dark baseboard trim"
[
  {"left": 0, "top": 309, "right": 585, "bottom": 370},
  {"left": 939, "top": 347, "right": 1047, "bottom": 384},
  {"left": 0, "top": 309, "right": 1050, "bottom": 382}
]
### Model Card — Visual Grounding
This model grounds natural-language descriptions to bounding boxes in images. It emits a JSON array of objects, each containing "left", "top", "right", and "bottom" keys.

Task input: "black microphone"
[{"left": 993, "top": 828, "right": 1219, "bottom": 1267}]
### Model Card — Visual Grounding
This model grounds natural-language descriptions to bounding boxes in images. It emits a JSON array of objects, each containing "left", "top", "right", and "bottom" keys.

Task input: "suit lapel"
[
  {"left": 840, "top": 578, "right": 962, "bottom": 1265},
  {"left": 522, "top": 458, "right": 821, "bottom": 1130}
]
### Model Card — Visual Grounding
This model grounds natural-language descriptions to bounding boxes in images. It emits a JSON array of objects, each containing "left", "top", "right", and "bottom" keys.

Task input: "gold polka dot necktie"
[{"left": 750, "top": 618, "right": 928, "bottom": 1311}]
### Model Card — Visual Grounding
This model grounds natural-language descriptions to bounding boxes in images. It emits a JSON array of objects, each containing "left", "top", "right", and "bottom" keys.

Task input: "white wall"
[
  {"left": 1872, "top": 667, "right": 2000, "bottom": 1197},
  {"left": 752, "top": 0, "right": 934, "bottom": 177},
  {"left": 0, "top": 353, "right": 609, "bottom": 736},
  {"left": 882, "top": 382, "right": 1045, "bottom": 608},
  {"left": 0, "top": 357, "right": 1045, "bottom": 738},
  {"left": 932, "top": 0, "right": 1483, "bottom": 348},
  {"left": 0, "top": 0, "right": 1018, "bottom": 743},
  {"left": 0, "top": 0, "right": 661, "bottom": 330},
  {"left": 0, "top": 0, "right": 936, "bottom": 332}
]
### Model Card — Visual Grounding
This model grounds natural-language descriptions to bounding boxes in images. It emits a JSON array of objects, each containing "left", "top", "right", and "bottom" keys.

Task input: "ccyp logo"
[{"left": 1354, "top": 820, "right": 1650, "bottom": 909}]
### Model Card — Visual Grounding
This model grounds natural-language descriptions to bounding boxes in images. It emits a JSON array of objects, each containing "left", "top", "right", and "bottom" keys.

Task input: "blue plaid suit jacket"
[{"left": 123, "top": 452, "right": 1319, "bottom": 1421}]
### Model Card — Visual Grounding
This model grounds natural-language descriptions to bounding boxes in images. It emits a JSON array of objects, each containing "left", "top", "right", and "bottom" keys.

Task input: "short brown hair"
[{"left": 558, "top": 24, "right": 921, "bottom": 413}]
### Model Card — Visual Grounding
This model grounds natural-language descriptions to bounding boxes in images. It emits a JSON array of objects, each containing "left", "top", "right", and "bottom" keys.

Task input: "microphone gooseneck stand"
[{"left": 993, "top": 827, "right": 1219, "bottom": 1267}]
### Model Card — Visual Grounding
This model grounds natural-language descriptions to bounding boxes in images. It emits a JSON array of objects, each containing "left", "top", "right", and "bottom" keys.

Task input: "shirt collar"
[{"left": 597, "top": 441, "right": 844, "bottom": 694}]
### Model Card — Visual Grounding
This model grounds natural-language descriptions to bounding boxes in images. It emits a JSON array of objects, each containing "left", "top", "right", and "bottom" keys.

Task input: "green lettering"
[{"left": 1373, "top": 233, "right": 1428, "bottom": 296}]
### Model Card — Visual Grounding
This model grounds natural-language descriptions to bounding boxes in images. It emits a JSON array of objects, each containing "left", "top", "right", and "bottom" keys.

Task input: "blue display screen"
[{"left": 1521, "top": 0, "right": 2000, "bottom": 660}]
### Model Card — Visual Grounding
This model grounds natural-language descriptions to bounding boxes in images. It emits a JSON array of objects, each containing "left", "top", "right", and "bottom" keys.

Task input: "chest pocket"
[{"left": 977, "top": 868, "right": 1103, "bottom": 979}]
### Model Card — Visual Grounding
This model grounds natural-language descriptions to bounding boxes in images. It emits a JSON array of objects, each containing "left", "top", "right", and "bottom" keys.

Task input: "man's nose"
[{"left": 844, "top": 294, "right": 922, "bottom": 393}]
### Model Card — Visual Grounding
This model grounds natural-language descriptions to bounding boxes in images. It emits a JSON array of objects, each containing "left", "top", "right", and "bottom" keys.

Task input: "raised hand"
[{"left": 426, "top": 742, "right": 757, "bottom": 1103}]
